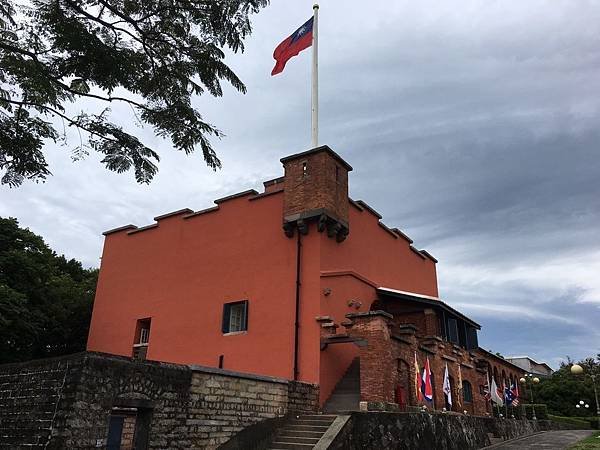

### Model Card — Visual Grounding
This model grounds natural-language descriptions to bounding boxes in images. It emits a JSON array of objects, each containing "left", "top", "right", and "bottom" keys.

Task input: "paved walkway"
[{"left": 487, "top": 430, "right": 596, "bottom": 449}]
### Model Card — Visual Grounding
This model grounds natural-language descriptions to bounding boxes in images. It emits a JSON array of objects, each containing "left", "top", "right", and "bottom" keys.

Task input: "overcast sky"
[{"left": 1, "top": 0, "right": 599, "bottom": 369}]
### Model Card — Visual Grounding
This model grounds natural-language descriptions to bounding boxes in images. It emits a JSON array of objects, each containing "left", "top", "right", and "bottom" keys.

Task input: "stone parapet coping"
[
  {"left": 313, "top": 415, "right": 351, "bottom": 450},
  {"left": 391, "top": 335, "right": 412, "bottom": 345},
  {"left": 397, "top": 324, "right": 418, "bottom": 333},
  {"left": 419, "top": 345, "right": 437, "bottom": 355},
  {"left": 189, "top": 364, "right": 293, "bottom": 385},
  {"left": 0, "top": 351, "right": 310, "bottom": 388},
  {"left": 154, "top": 208, "right": 193, "bottom": 221}
]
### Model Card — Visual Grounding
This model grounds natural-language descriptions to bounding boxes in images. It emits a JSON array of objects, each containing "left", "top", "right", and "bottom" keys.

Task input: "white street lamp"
[{"left": 571, "top": 364, "right": 600, "bottom": 418}]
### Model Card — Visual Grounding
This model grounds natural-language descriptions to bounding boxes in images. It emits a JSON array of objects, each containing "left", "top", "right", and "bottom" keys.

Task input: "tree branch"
[{"left": 2, "top": 97, "right": 119, "bottom": 143}]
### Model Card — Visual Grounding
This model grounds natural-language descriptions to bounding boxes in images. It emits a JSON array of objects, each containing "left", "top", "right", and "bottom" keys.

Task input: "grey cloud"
[{"left": 1, "top": 0, "right": 599, "bottom": 364}]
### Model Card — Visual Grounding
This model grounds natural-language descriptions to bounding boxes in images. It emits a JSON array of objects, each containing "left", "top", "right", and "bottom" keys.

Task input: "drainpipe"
[{"left": 293, "top": 230, "right": 302, "bottom": 381}]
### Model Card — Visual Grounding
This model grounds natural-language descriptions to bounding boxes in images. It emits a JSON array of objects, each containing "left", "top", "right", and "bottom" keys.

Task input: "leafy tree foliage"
[
  {"left": 0, "top": 217, "right": 98, "bottom": 363},
  {"left": 535, "top": 355, "right": 600, "bottom": 417},
  {"left": 0, "top": 0, "right": 268, "bottom": 186}
]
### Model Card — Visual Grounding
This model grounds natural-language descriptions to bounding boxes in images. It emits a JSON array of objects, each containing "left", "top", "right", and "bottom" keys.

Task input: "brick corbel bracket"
[{"left": 283, "top": 210, "right": 349, "bottom": 242}]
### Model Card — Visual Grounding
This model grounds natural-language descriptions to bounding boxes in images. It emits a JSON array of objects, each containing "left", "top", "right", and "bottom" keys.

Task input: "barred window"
[{"left": 222, "top": 301, "right": 248, "bottom": 334}]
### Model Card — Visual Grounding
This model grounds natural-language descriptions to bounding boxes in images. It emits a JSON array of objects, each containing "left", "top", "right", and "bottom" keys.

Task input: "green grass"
[
  {"left": 549, "top": 414, "right": 593, "bottom": 429},
  {"left": 568, "top": 431, "right": 600, "bottom": 449}
]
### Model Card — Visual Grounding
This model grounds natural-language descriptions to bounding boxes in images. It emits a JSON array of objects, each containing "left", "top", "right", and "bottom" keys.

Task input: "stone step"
[
  {"left": 323, "top": 357, "right": 361, "bottom": 413},
  {"left": 275, "top": 436, "right": 321, "bottom": 445},
  {"left": 285, "top": 424, "right": 330, "bottom": 432},
  {"left": 296, "top": 414, "right": 337, "bottom": 422},
  {"left": 325, "top": 392, "right": 359, "bottom": 398},
  {"left": 332, "top": 389, "right": 358, "bottom": 396},
  {"left": 279, "top": 430, "right": 323, "bottom": 439},
  {"left": 323, "top": 402, "right": 359, "bottom": 412},
  {"left": 334, "top": 383, "right": 359, "bottom": 390},
  {"left": 324, "top": 400, "right": 359, "bottom": 407},
  {"left": 270, "top": 442, "right": 316, "bottom": 449},
  {"left": 289, "top": 419, "right": 334, "bottom": 426}
]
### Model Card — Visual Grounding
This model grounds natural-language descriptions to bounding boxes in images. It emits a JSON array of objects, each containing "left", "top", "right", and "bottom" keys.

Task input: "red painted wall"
[
  {"left": 88, "top": 181, "right": 439, "bottom": 400},
  {"left": 320, "top": 202, "right": 438, "bottom": 297},
  {"left": 88, "top": 192, "right": 311, "bottom": 381}
]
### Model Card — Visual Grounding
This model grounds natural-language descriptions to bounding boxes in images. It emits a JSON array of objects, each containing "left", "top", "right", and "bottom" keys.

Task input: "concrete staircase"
[
  {"left": 267, "top": 414, "right": 337, "bottom": 449},
  {"left": 322, "top": 358, "right": 360, "bottom": 413}
]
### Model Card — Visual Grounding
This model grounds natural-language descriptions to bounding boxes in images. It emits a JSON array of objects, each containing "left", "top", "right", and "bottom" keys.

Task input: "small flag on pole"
[
  {"left": 511, "top": 382, "right": 520, "bottom": 407},
  {"left": 504, "top": 384, "right": 514, "bottom": 405},
  {"left": 443, "top": 363, "right": 452, "bottom": 407},
  {"left": 270, "top": 5, "right": 320, "bottom": 147},
  {"left": 490, "top": 377, "right": 504, "bottom": 406},
  {"left": 421, "top": 357, "right": 434, "bottom": 403},
  {"left": 415, "top": 352, "right": 423, "bottom": 403},
  {"left": 484, "top": 371, "right": 492, "bottom": 402},
  {"left": 456, "top": 363, "right": 463, "bottom": 407},
  {"left": 271, "top": 17, "right": 314, "bottom": 76}
]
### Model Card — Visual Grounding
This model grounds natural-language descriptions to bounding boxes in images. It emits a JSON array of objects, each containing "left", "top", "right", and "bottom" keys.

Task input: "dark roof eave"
[{"left": 376, "top": 287, "right": 481, "bottom": 329}]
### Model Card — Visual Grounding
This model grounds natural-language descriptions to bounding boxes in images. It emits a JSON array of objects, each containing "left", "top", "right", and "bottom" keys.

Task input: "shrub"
[
  {"left": 522, "top": 404, "right": 548, "bottom": 420},
  {"left": 548, "top": 415, "right": 591, "bottom": 429}
]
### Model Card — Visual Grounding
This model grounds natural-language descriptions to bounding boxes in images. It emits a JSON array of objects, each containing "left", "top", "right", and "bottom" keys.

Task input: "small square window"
[
  {"left": 222, "top": 301, "right": 248, "bottom": 334},
  {"left": 132, "top": 318, "right": 151, "bottom": 360}
]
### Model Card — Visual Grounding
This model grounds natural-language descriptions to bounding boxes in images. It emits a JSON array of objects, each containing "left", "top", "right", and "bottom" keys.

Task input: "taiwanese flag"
[
  {"left": 421, "top": 357, "right": 434, "bottom": 402},
  {"left": 271, "top": 17, "right": 314, "bottom": 76}
]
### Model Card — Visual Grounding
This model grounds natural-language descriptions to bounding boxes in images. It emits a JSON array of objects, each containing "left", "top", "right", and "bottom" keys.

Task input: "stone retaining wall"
[
  {"left": 0, "top": 352, "right": 318, "bottom": 449},
  {"left": 328, "top": 412, "right": 561, "bottom": 450}
]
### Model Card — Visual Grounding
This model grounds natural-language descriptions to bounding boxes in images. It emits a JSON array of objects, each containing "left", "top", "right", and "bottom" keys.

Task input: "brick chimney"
[{"left": 280, "top": 145, "right": 352, "bottom": 242}]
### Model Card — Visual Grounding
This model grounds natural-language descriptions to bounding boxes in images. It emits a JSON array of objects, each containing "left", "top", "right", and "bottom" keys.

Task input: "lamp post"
[
  {"left": 571, "top": 364, "right": 600, "bottom": 417},
  {"left": 520, "top": 374, "right": 540, "bottom": 420},
  {"left": 575, "top": 400, "right": 590, "bottom": 414}
]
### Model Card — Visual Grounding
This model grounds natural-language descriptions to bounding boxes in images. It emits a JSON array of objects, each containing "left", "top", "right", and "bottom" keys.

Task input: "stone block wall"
[
  {"left": 329, "top": 412, "right": 559, "bottom": 450},
  {"left": 0, "top": 352, "right": 318, "bottom": 450},
  {"left": 0, "top": 354, "right": 74, "bottom": 449}
]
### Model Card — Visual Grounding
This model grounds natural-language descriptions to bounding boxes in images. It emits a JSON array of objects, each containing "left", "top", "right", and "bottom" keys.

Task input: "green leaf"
[{"left": 69, "top": 78, "right": 90, "bottom": 94}]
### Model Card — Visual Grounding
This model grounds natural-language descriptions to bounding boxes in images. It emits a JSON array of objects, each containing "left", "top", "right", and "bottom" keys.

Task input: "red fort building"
[{"left": 87, "top": 145, "right": 524, "bottom": 415}]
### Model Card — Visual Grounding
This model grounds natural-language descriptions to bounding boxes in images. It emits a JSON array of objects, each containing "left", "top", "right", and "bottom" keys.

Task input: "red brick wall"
[
  {"left": 345, "top": 313, "right": 498, "bottom": 416},
  {"left": 282, "top": 149, "right": 349, "bottom": 224},
  {"left": 347, "top": 313, "right": 396, "bottom": 404}
]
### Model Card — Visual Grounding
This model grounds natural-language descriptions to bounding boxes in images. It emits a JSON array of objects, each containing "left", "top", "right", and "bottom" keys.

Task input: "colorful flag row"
[{"left": 414, "top": 352, "right": 520, "bottom": 409}]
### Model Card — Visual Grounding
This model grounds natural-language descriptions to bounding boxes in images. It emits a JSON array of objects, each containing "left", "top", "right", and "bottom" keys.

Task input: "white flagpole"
[{"left": 311, "top": 4, "right": 319, "bottom": 148}]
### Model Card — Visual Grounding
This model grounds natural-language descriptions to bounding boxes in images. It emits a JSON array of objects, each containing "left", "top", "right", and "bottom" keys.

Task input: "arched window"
[{"left": 462, "top": 380, "right": 473, "bottom": 403}]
